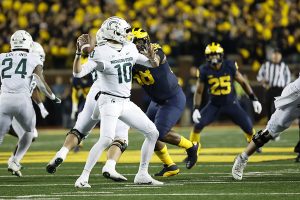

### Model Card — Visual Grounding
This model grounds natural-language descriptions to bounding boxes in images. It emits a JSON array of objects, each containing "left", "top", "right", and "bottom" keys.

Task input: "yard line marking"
[
  {"left": 2, "top": 192, "right": 300, "bottom": 198},
  {"left": 1, "top": 180, "right": 300, "bottom": 187}
]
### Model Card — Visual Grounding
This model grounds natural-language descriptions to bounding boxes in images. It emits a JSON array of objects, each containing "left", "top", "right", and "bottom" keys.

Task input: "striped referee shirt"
[{"left": 257, "top": 61, "right": 291, "bottom": 88}]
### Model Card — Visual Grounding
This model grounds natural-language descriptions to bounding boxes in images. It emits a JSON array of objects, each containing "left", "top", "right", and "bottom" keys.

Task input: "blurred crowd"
[{"left": 1, "top": 0, "right": 300, "bottom": 70}]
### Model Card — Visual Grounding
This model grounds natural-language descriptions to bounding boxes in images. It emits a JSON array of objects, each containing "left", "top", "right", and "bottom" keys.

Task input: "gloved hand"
[
  {"left": 249, "top": 94, "right": 262, "bottom": 114},
  {"left": 252, "top": 100, "right": 262, "bottom": 114},
  {"left": 38, "top": 103, "right": 49, "bottom": 118},
  {"left": 192, "top": 107, "right": 201, "bottom": 123}
]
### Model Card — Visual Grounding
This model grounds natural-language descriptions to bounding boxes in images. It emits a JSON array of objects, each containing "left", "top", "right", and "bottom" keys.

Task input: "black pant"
[{"left": 265, "top": 87, "right": 284, "bottom": 120}]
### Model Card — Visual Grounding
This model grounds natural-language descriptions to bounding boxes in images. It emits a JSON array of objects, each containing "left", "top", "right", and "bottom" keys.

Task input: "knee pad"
[
  {"left": 109, "top": 139, "right": 128, "bottom": 152},
  {"left": 66, "top": 129, "right": 86, "bottom": 145},
  {"left": 252, "top": 129, "right": 273, "bottom": 148}
]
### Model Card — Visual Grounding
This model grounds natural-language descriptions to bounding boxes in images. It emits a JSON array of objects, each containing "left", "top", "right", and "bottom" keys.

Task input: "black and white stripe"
[{"left": 257, "top": 61, "right": 291, "bottom": 88}]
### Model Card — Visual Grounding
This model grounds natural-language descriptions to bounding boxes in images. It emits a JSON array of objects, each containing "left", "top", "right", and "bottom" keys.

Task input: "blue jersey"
[
  {"left": 199, "top": 60, "right": 237, "bottom": 105},
  {"left": 133, "top": 47, "right": 180, "bottom": 103}
]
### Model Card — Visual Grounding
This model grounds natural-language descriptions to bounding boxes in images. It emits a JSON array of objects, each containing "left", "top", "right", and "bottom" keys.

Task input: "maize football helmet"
[
  {"left": 205, "top": 42, "right": 224, "bottom": 66},
  {"left": 97, "top": 16, "right": 131, "bottom": 44},
  {"left": 131, "top": 28, "right": 150, "bottom": 52},
  {"left": 10, "top": 30, "right": 33, "bottom": 51}
]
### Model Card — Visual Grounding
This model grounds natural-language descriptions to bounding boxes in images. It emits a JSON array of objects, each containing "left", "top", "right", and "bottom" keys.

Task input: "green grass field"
[{"left": 0, "top": 125, "right": 300, "bottom": 200}]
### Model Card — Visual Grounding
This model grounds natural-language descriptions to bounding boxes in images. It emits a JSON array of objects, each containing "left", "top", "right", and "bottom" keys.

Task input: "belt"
[{"left": 95, "top": 91, "right": 130, "bottom": 100}]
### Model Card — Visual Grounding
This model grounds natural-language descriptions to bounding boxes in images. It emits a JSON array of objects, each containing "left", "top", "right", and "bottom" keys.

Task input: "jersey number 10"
[{"left": 114, "top": 63, "right": 133, "bottom": 84}]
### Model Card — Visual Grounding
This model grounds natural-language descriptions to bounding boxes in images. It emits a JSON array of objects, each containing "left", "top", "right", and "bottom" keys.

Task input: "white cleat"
[
  {"left": 232, "top": 155, "right": 248, "bottom": 181},
  {"left": 8, "top": 160, "right": 22, "bottom": 177},
  {"left": 134, "top": 172, "right": 164, "bottom": 185},
  {"left": 75, "top": 176, "right": 91, "bottom": 188},
  {"left": 102, "top": 165, "right": 127, "bottom": 182}
]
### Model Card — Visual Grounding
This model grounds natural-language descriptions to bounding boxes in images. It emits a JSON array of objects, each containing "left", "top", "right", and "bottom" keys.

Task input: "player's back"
[
  {"left": 0, "top": 51, "right": 42, "bottom": 95},
  {"left": 91, "top": 42, "right": 139, "bottom": 97}
]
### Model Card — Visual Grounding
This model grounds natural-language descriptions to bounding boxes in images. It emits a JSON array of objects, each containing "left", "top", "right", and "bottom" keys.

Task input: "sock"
[
  {"left": 244, "top": 128, "right": 256, "bottom": 143},
  {"left": 14, "top": 132, "right": 34, "bottom": 163},
  {"left": 138, "top": 132, "right": 158, "bottom": 174},
  {"left": 155, "top": 145, "right": 174, "bottom": 166},
  {"left": 57, "top": 146, "right": 70, "bottom": 160},
  {"left": 241, "top": 152, "right": 249, "bottom": 160},
  {"left": 105, "top": 159, "right": 116, "bottom": 170},
  {"left": 178, "top": 136, "right": 193, "bottom": 149},
  {"left": 189, "top": 131, "right": 201, "bottom": 143}
]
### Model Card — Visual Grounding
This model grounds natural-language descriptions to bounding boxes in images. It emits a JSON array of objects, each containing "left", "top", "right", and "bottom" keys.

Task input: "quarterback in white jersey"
[
  {"left": 72, "top": 16, "right": 162, "bottom": 187},
  {"left": 0, "top": 30, "right": 59, "bottom": 176},
  {"left": 232, "top": 75, "right": 300, "bottom": 180}
]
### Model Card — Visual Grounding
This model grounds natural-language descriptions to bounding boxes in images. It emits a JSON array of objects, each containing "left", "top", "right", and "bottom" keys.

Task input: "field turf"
[{"left": 0, "top": 125, "right": 299, "bottom": 200}]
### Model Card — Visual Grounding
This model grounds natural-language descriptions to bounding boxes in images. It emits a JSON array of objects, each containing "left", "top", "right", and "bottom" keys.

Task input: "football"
[{"left": 77, "top": 34, "right": 91, "bottom": 55}]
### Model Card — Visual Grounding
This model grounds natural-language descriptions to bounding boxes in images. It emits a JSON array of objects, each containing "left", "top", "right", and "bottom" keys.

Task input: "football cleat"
[
  {"left": 102, "top": 165, "right": 127, "bottom": 181},
  {"left": 134, "top": 172, "right": 164, "bottom": 185},
  {"left": 8, "top": 160, "right": 22, "bottom": 177},
  {"left": 75, "top": 176, "right": 91, "bottom": 188},
  {"left": 185, "top": 143, "right": 199, "bottom": 169},
  {"left": 154, "top": 164, "right": 180, "bottom": 177},
  {"left": 256, "top": 147, "right": 262, "bottom": 153},
  {"left": 46, "top": 157, "right": 63, "bottom": 174},
  {"left": 232, "top": 155, "right": 248, "bottom": 181}
]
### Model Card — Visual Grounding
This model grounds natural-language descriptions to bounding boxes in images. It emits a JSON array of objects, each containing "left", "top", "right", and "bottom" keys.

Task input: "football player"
[
  {"left": 0, "top": 31, "right": 60, "bottom": 176},
  {"left": 72, "top": 16, "right": 163, "bottom": 187},
  {"left": 232, "top": 76, "right": 300, "bottom": 180},
  {"left": 101, "top": 28, "right": 198, "bottom": 180},
  {"left": 189, "top": 42, "right": 262, "bottom": 156}
]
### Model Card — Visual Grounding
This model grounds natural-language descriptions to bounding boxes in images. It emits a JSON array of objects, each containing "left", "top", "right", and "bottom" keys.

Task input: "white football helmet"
[
  {"left": 10, "top": 30, "right": 33, "bottom": 51},
  {"left": 97, "top": 16, "right": 131, "bottom": 44},
  {"left": 32, "top": 42, "right": 46, "bottom": 63}
]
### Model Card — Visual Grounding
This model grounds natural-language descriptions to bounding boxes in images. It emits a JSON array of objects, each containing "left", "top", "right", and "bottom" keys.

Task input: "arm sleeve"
[{"left": 73, "top": 59, "right": 97, "bottom": 78}]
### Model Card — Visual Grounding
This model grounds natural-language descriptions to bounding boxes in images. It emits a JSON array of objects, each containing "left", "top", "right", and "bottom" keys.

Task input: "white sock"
[
  {"left": 57, "top": 147, "right": 69, "bottom": 160},
  {"left": 14, "top": 132, "right": 34, "bottom": 163},
  {"left": 105, "top": 159, "right": 116, "bottom": 170},
  {"left": 138, "top": 132, "right": 157, "bottom": 174},
  {"left": 83, "top": 137, "right": 112, "bottom": 173},
  {"left": 241, "top": 152, "right": 249, "bottom": 160}
]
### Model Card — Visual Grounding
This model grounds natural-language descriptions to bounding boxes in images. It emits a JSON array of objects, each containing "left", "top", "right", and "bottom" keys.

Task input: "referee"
[{"left": 257, "top": 47, "right": 291, "bottom": 120}]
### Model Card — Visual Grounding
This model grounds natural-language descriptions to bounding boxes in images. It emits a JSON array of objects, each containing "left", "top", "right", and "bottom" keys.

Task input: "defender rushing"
[{"left": 102, "top": 28, "right": 198, "bottom": 180}]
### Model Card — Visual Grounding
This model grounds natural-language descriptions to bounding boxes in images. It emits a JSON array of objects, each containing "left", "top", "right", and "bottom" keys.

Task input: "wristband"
[
  {"left": 50, "top": 93, "right": 56, "bottom": 100},
  {"left": 193, "top": 105, "right": 200, "bottom": 110},
  {"left": 38, "top": 103, "right": 46, "bottom": 110},
  {"left": 248, "top": 94, "right": 258, "bottom": 101}
]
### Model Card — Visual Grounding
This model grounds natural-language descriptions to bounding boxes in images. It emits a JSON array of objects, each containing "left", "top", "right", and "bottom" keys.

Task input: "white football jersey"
[
  {"left": 76, "top": 42, "right": 151, "bottom": 97},
  {"left": 0, "top": 51, "right": 43, "bottom": 94}
]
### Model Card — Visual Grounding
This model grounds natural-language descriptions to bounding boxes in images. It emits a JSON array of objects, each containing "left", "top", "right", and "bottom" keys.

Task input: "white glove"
[
  {"left": 252, "top": 100, "right": 262, "bottom": 114},
  {"left": 38, "top": 103, "right": 49, "bottom": 118},
  {"left": 192, "top": 108, "right": 201, "bottom": 123},
  {"left": 71, "top": 104, "right": 78, "bottom": 120}
]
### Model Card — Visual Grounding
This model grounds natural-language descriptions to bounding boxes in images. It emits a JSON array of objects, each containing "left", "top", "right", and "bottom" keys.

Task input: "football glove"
[
  {"left": 192, "top": 108, "right": 201, "bottom": 123},
  {"left": 54, "top": 96, "right": 61, "bottom": 104},
  {"left": 252, "top": 100, "right": 262, "bottom": 114}
]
